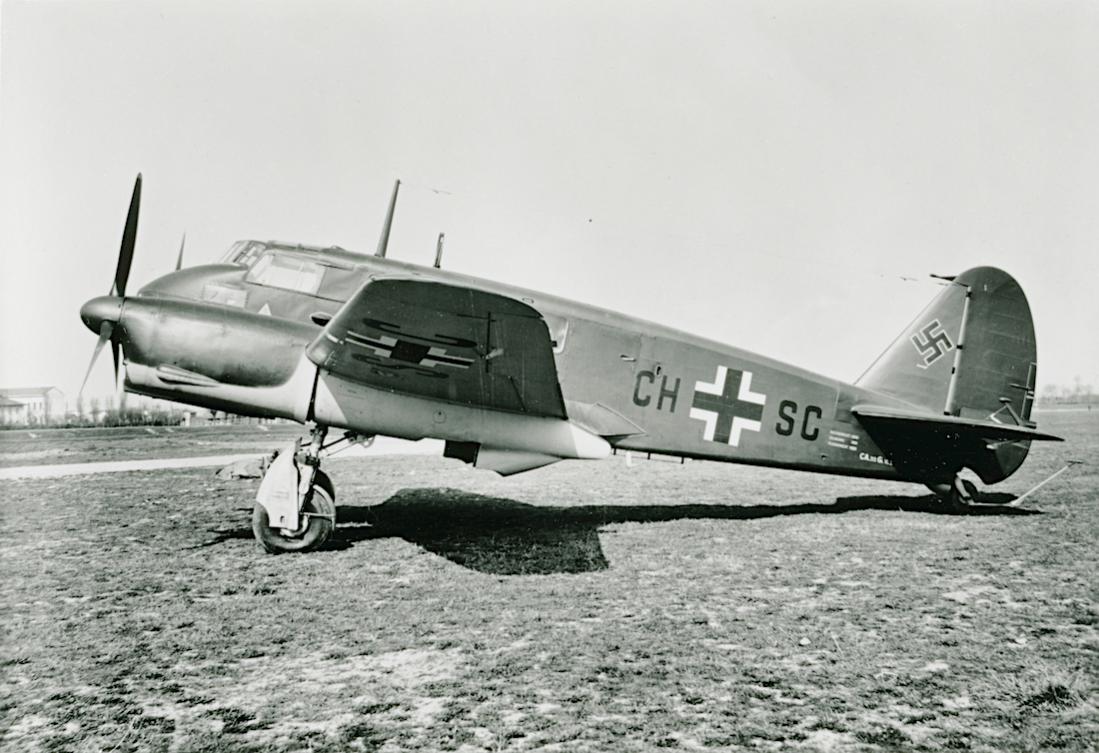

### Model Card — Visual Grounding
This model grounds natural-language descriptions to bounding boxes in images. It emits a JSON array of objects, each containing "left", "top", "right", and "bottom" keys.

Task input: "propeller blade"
[
  {"left": 175, "top": 231, "right": 186, "bottom": 271},
  {"left": 112, "top": 339, "right": 121, "bottom": 390},
  {"left": 79, "top": 321, "right": 114, "bottom": 399},
  {"left": 113, "top": 173, "right": 142, "bottom": 297}
]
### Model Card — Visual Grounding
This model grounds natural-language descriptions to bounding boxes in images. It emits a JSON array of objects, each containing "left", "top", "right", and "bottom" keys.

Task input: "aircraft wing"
[
  {"left": 851, "top": 405, "right": 1064, "bottom": 442},
  {"left": 305, "top": 278, "right": 567, "bottom": 418}
]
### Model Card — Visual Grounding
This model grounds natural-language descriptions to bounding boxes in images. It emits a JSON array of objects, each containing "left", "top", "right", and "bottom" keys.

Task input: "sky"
[{"left": 2, "top": 0, "right": 1097, "bottom": 404}]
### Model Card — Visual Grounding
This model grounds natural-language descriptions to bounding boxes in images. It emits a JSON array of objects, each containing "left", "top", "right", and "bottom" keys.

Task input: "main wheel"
[{"left": 252, "top": 470, "right": 336, "bottom": 554}]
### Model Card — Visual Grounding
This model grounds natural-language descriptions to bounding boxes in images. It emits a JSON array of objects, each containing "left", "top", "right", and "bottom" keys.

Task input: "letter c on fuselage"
[
  {"left": 801, "top": 405, "right": 822, "bottom": 440},
  {"left": 633, "top": 370, "right": 655, "bottom": 407}
]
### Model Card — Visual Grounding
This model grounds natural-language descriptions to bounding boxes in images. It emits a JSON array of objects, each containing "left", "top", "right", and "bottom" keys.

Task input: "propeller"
[{"left": 79, "top": 173, "right": 142, "bottom": 398}]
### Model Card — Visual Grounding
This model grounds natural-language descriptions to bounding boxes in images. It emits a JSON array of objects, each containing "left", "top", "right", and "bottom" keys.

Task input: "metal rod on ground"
[{"left": 1009, "top": 464, "right": 1070, "bottom": 507}]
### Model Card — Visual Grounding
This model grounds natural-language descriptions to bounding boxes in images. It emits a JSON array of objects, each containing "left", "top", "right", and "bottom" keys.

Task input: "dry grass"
[
  {"left": 0, "top": 425, "right": 306, "bottom": 468},
  {"left": 1, "top": 412, "right": 1096, "bottom": 751}
]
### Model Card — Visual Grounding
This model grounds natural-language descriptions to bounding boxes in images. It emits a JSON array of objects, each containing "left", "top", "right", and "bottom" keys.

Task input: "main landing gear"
[
  {"left": 252, "top": 424, "right": 372, "bottom": 554},
  {"left": 926, "top": 476, "right": 979, "bottom": 513}
]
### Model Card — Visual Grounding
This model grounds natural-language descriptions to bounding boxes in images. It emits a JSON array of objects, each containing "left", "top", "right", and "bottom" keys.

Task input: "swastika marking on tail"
[{"left": 910, "top": 319, "right": 954, "bottom": 369}]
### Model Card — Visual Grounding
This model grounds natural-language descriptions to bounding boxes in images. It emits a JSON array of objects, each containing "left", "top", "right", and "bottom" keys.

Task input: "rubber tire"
[
  {"left": 946, "top": 477, "right": 978, "bottom": 513},
  {"left": 926, "top": 478, "right": 976, "bottom": 513},
  {"left": 252, "top": 470, "right": 336, "bottom": 554}
]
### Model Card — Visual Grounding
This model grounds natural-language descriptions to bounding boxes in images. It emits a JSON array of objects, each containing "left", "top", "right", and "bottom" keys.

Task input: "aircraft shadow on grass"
[{"left": 204, "top": 487, "right": 1037, "bottom": 576}]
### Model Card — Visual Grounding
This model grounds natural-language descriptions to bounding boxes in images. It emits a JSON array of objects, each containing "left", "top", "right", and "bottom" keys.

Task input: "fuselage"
[{"left": 83, "top": 240, "right": 919, "bottom": 481}]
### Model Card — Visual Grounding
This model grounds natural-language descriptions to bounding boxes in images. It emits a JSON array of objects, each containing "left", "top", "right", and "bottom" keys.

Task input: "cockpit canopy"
[{"left": 221, "top": 240, "right": 362, "bottom": 301}]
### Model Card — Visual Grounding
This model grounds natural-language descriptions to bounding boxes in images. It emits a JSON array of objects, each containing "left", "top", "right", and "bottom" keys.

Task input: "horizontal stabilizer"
[{"left": 851, "top": 405, "right": 1063, "bottom": 442}]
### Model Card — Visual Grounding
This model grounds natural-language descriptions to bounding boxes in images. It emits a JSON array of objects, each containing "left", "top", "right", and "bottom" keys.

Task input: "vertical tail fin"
[
  {"left": 857, "top": 277, "right": 969, "bottom": 414},
  {"left": 856, "top": 267, "right": 1039, "bottom": 483}
]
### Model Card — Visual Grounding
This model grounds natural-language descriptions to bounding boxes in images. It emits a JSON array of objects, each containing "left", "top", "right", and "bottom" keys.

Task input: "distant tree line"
[
  {"left": 1038, "top": 378, "right": 1097, "bottom": 405},
  {"left": 0, "top": 406, "right": 185, "bottom": 430},
  {"left": 1, "top": 399, "right": 286, "bottom": 430}
]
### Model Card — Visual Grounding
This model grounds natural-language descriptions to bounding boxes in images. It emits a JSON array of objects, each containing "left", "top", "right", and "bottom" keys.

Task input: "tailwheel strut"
[
  {"left": 252, "top": 424, "right": 346, "bottom": 554},
  {"left": 927, "top": 476, "right": 979, "bottom": 513}
]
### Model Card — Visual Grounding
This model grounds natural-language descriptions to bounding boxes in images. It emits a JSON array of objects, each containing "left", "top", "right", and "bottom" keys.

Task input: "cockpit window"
[
  {"left": 317, "top": 265, "right": 362, "bottom": 301},
  {"left": 246, "top": 252, "right": 325, "bottom": 295},
  {"left": 245, "top": 250, "right": 360, "bottom": 301},
  {"left": 221, "top": 240, "right": 266, "bottom": 268},
  {"left": 220, "top": 241, "right": 246, "bottom": 263}
]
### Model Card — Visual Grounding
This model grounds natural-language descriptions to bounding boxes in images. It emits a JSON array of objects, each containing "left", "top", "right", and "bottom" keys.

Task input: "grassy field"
[
  {"left": 1, "top": 411, "right": 1096, "bottom": 752},
  {"left": 0, "top": 424, "right": 309, "bottom": 469}
]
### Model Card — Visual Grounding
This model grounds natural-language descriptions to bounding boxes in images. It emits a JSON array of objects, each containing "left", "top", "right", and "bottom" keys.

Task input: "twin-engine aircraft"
[{"left": 80, "top": 176, "right": 1062, "bottom": 553}]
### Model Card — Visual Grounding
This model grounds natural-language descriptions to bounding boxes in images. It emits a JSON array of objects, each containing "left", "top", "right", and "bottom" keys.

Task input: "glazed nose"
[{"left": 80, "top": 296, "right": 125, "bottom": 334}]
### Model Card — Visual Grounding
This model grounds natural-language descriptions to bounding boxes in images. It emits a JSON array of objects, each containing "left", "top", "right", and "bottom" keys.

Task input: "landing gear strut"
[{"left": 252, "top": 424, "right": 369, "bottom": 554}]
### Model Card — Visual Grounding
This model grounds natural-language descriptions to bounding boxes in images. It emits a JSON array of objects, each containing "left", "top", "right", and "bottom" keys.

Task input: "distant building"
[
  {"left": 0, "top": 395, "right": 25, "bottom": 424},
  {"left": 0, "top": 386, "right": 66, "bottom": 425}
]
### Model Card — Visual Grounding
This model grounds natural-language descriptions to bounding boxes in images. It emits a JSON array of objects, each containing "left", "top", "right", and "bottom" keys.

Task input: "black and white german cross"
[
  {"left": 344, "top": 331, "right": 474, "bottom": 370},
  {"left": 688, "top": 366, "right": 767, "bottom": 447}
]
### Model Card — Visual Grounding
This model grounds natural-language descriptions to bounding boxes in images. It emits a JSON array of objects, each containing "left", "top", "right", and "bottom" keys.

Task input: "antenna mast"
[
  {"left": 434, "top": 233, "right": 445, "bottom": 268},
  {"left": 375, "top": 179, "right": 401, "bottom": 258}
]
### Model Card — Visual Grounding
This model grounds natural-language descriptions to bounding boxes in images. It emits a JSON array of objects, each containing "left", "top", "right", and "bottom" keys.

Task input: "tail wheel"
[
  {"left": 951, "top": 476, "right": 978, "bottom": 511},
  {"left": 926, "top": 477, "right": 979, "bottom": 512},
  {"left": 957, "top": 477, "right": 978, "bottom": 500},
  {"left": 252, "top": 470, "right": 336, "bottom": 554}
]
